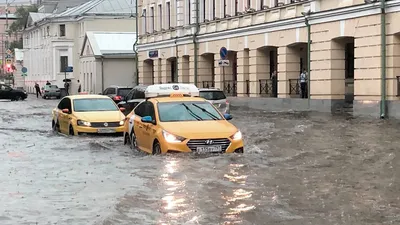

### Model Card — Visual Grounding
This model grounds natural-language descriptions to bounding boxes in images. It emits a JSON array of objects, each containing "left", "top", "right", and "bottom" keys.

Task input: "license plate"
[
  {"left": 196, "top": 145, "right": 222, "bottom": 153},
  {"left": 97, "top": 128, "right": 116, "bottom": 133}
]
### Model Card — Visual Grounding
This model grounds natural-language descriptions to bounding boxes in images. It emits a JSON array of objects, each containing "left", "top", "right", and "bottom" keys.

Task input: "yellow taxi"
[
  {"left": 123, "top": 83, "right": 244, "bottom": 154},
  {"left": 51, "top": 94, "right": 126, "bottom": 135}
]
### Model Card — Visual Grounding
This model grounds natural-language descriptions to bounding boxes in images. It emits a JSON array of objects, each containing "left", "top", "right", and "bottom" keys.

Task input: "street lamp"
[{"left": 302, "top": 10, "right": 312, "bottom": 101}]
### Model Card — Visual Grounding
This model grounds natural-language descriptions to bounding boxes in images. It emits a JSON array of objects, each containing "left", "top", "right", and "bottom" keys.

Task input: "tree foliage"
[{"left": 8, "top": 5, "right": 38, "bottom": 49}]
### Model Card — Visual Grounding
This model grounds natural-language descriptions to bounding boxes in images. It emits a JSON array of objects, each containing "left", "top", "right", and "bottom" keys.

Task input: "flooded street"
[{"left": 0, "top": 96, "right": 399, "bottom": 225}]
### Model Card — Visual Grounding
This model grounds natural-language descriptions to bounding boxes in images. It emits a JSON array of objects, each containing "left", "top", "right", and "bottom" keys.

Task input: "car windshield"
[
  {"left": 199, "top": 91, "right": 226, "bottom": 100},
  {"left": 45, "top": 85, "right": 59, "bottom": 90},
  {"left": 118, "top": 88, "right": 131, "bottom": 97},
  {"left": 157, "top": 101, "right": 223, "bottom": 122},
  {"left": 73, "top": 98, "right": 119, "bottom": 112}
]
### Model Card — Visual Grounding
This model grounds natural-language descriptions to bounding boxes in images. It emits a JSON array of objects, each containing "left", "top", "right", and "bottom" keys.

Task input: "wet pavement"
[{"left": 0, "top": 95, "right": 399, "bottom": 225}]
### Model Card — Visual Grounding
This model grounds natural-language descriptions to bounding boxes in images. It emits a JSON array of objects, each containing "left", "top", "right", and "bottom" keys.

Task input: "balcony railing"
[
  {"left": 259, "top": 79, "right": 278, "bottom": 97},
  {"left": 289, "top": 79, "right": 300, "bottom": 96},
  {"left": 223, "top": 80, "right": 237, "bottom": 97}
]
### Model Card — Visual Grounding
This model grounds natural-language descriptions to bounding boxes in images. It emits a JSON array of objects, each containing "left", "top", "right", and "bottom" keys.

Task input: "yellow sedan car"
[
  {"left": 123, "top": 83, "right": 244, "bottom": 154},
  {"left": 52, "top": 95, "right": 126, "bottom": 135}
]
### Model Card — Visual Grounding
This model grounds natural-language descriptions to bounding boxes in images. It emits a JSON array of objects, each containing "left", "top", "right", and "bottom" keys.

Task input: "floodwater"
[{"left": 0, "top": 96, "right": 399, "bottom": 225}]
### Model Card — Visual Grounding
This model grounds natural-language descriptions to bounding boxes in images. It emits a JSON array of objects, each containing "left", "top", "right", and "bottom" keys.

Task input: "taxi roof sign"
[{"left": 145, "top": 83, "right": 200, "bottom": 98}]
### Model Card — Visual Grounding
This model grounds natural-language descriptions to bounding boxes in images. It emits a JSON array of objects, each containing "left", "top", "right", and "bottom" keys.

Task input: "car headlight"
[
  {"left": 162, "top": 130, "right": 186, "bottom": 143},
  {"left": 119, "top": 120, "right": 124, "bottom": 126},
  {"left": 77, "top": 120, "right": 91, "bottom": 127},
  {"left": 230, "top": 130, "right": 242, "bottom": 140}
]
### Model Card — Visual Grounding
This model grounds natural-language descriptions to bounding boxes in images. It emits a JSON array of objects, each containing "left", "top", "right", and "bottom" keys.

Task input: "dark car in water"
[
  {"left": 0, "top": 84, "right": 27, "bottom": 101},
  {"left": 117, "top": 85, "right": 148, "bottom": 115},
  {"left": 101, "top": 85, "right": 132, "bottom": 104}
]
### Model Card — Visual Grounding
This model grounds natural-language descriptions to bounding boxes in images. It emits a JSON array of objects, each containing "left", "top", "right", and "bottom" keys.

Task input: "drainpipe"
[
  {"left": 193, "top": 0, "right": 200, "bottom": 86},
  {"left": 101, "top": 56, "right": 104, "bottom": 91},
  {"left": 306, "top": 18, "right": 311, "bottom": 102},
  {"left": 175, "top": 36, "right": 179, "bottom": 82},
  {"left": 133, "top": 0, "right": 139, "bottom": 86},
  {"left": 380, "top": 0, "right": 387, "bottom": 119}
]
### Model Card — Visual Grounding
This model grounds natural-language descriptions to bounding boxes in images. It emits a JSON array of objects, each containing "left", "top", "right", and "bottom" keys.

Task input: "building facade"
[
  {"left": 80, "top": 31, "right": 137, "bottom": 94},
  {"left": 137, "top": 0, "right": 400, "bottom": 118},
  {"left": 23, "top": 0, "right": 136, "bottom": 94}
]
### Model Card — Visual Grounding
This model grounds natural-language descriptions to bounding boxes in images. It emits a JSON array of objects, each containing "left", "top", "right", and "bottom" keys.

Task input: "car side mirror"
[
  {"left": 62, "top": 108, "right": 70, "bottom": 114},
  {"left": 119, "top": 107, "right": 126, "bottom": 112},
  {"left": 224, "top": 113, "right": 233, "bottom": 120},
  {"left": 141, "top": 116, "right": 152, "bottom": 123}
]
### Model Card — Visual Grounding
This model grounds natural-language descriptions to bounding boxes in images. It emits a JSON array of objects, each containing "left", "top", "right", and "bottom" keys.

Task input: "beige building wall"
[{"left": 137, "top": 0, "right": 400, "bottom": 113}]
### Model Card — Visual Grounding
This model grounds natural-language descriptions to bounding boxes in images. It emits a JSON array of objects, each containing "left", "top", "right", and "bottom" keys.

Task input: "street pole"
[
  {"left": 306, "top": 18, "right": 311, "bottom": 101},
  {"left": 380, "top": 0, "right": 387, "bottom": 119},
  {"left": 5, "top": 0, "right": 9, "bottom": 74},
  {"left": 132, "top": 0, "right": 139, "bottom": 85}
]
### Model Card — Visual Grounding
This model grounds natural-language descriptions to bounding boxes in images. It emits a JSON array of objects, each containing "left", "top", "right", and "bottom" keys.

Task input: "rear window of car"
[
  {"left": 118, "top": 88, "right": 131, "bottom": 97},
  {"left": 199, "top": 91, "right": 226, "bottom": 100},
  {"left": 45, "top": 85, "right": 59, "bottom": 89}
]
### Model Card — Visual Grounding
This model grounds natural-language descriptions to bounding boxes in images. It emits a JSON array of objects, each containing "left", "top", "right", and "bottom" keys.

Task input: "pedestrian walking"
[
  {"left": 271, "top": 70, "right": 278, "bottom": 97},
  {"left": 64, "top": 82, "right": 70, "bottom": 96},
  {"left": 46, "top": 81, "right": 51, "bottom": 85},
  {"left": 34, "top": 82, "right": 42, "bottom": 98},
  {"left": 300, "top": 69, "right": 308, "bottom": 98},
  {"left": 77, "top": 80, "right": 81, "bottom": 93}
]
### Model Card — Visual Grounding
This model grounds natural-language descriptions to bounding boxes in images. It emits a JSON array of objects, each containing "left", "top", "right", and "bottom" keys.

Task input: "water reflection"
[
  {"left": 222, "top": 164, "right": 256, "bottom": 224},
  {"left": 158, "top": 158, "right": 197, "bottom": 224}
]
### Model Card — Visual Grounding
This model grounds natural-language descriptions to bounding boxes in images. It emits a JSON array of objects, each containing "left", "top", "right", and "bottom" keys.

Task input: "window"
[
  {"left": 73, "top": 99, "right": 119, "bottom": 112},
  {"left": 133, "top": 89, "right": 146, "bottom": 99},
  {"left": 157, "top": 101, "right": 223, "bottom": 122},
  {"left": 117, "top": 88, "right": 132, "bottom": 97},
  {"left": 186, "top": 0, "right": 191, "bottom": 24},
  {"left": 125, "top": 89, "right": 135, "bottom": 101},
  {"left": 150, "top": 6, "right": 154, "bottom": 32},
  {"left": 158, "top": 4, "right": 163, "bottom": 30},
  {"left": 212, "top": 0, "right": 215, "bottom": 20},
  {"left": 223, "top": 0, "right": 226, "bottom": 17},
  {"left": 166, "top": 2, "right": 171, "bottom": 28},
  {"left": 134, "top": 102, "right": 146, "bottom": 117},
  {"left": 142, "top": 9, "right": 147, "bottom": 33},
  {"left": 60, "top": 56, "right": 68, "bottom": 72},
  {"left": 57, "top": 97, "right": 71, "bottom": 111},
  {"left": 59, "top": 24, "right": 66, "bottom": 37},
  {"left": 202, "top": 0, "right": 206, "bottom": 21},
  {"left": 235, "top": 0, "right": 238, "bottom": 15},
  {"left": 106, "top": 88, "right": 116, "bottom": 95},
  {"left": 46, "top": 26, "right": 49, "bottom": 36}
]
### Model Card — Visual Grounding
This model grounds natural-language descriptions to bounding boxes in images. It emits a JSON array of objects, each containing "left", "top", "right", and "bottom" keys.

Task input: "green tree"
[{"left": 8, "top": 5, "right": 38, "bottom": 49}]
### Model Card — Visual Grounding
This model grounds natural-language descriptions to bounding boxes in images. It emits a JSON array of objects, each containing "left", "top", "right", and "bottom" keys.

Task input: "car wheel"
[
  {"left": 52, "top": 120, "right": 59, "bottom": 132},
  {"left": 123, "top": 132, "right": 130, "bottom": 145},
  {"left": 14, "top": 95, "right": 22, "bottom": 101},
  {"left": 130, "top": 130, "right": 138, "bottom": 150},
  {"left": 152, "top": 140, "right": 162, "bottom": 155},
  {"left": 69, "top": 125, "right": 75, "bottom": 135}
]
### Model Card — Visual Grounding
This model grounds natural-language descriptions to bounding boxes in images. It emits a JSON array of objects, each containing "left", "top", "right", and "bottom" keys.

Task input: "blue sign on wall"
[
  {"left": 21, "top": 67, "right": 28, "bottom": 73},
  {"left": 220, "top": 47, "right": 228, "bottom": 59},
  {"left": 149, "top": 50, "right": 159, "bottom": 58},
  {"left": 66, "top": 66, "right": 73, "bottom": 72}
]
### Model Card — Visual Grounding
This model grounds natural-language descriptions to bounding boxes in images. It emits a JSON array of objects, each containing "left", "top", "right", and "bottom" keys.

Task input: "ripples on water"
[{"left": 0, "top": 98, "right": 399, "bottom": 225}]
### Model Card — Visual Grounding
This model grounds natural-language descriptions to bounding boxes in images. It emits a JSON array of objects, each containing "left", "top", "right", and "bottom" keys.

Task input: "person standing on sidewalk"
[
  {"left": 300, "top": 69, "right": 308, "bottom": 98},
  {"left": 34, "top": 82, "right": 42, "bottom": 98},
  {"left": 64, "top": 82, "right": 70, "bottom": 96},
  {"left": 77, "top": 80, "right": 81, "bottom": 93}
]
